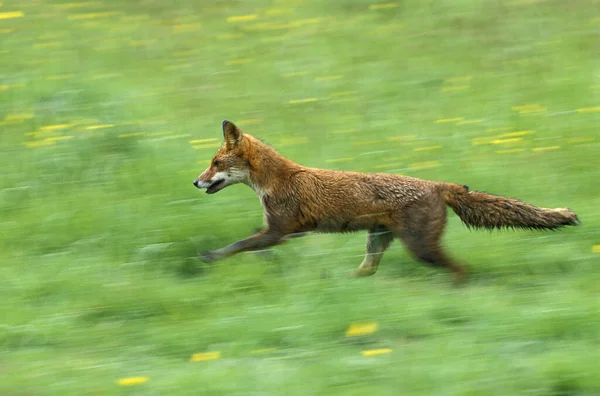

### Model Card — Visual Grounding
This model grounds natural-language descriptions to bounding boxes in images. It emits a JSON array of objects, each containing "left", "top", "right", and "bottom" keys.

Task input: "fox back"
[{"left": 193, "top": 121, "right": 442, "bottom": 234}]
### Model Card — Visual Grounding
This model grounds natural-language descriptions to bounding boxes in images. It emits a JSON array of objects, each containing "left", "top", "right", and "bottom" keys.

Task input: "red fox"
[{"left": 193, "top": 120, "right": 579, "bottom": 280}]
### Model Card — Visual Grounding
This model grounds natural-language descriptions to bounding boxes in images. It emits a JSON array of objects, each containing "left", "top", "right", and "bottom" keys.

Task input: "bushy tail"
[{"left": 442, "top": 184, "right": 580, "bottom": 230}]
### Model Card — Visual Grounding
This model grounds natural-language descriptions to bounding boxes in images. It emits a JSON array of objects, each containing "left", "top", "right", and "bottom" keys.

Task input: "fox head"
[{"left": 193, "top": 120, "right": 251, "bottom": 194}]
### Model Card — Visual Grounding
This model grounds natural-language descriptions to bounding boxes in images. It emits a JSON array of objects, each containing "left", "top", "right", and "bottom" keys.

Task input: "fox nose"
[{"left": 193, "top": 180, "right": 199, "bottom": 187}]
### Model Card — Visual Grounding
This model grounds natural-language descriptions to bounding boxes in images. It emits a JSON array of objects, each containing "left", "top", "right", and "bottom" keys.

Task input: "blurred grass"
[{"left": 1, "top": 0, "right": 600, "bottom": 394}]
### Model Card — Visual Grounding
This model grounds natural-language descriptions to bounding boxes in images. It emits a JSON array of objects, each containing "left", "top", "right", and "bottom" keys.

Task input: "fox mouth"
[{"left": 206, "top": 179, "right": 226, "bottom": 194}]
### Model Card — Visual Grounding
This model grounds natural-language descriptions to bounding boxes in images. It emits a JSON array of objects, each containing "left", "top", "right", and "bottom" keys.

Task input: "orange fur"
[{"left": 193, "top": 121, "right": 579, "bottom": 280}]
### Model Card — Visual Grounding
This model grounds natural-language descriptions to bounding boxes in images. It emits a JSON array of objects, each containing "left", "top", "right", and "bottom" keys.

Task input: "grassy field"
[{"left": 2, "top": 0, "right": 600, "bottom": 394}]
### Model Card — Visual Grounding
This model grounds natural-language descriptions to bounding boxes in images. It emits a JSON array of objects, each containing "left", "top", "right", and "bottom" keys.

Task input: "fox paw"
[
  {"left": 350, "top": 268, "right": 377, "bottom": 278},
  {"left": 200, "top": 250, "right": 219, "bottom": 263}
]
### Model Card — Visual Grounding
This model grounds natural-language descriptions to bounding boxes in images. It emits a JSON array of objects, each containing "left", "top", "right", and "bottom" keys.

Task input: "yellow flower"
[
  {"left": 227, "top": 14, "right": 257, "bottom": 23},
  {"left": 496, "top": 149, "right": 524, "bottom": 154},
  {"left": 413, "top": 145, "right": 442, "bottom": 152},
  {"left": 369, "top": 3, "right": 398, "bottom": 10},
  {"left": 577, "top": 107, "right": 600, "bottom": 113},
  {"left": 189, "top": 138, "right": 218, "bottom": 144},
  {"left": 345, "top": 322, "right": 378, "bottom": 337},
  {"left": 435, "top": 117, "right": 463, "bottom": 124},
  {"left": 362, "top": 348, "right": 392, "bottom": 356},
  {"left": 532, "top": 146, "right": 560, "bottom": 152},
  {"left": 0, "top": 11, "right": 24, "bottom": 20},
  {"left": 288, "top": 98, "right": 318, "bottom": 104},
  {"left": 85, "top": 124, "right": 114, "bottom": 130},
  {"left": 190, "top": 351, "right": 221, "bottom": 362},
  {"left": 491, "top": 138, "right": 522, "bottom": 145},
  {"left": 116, "top": 377, "right": 149, "bottom": 386}
]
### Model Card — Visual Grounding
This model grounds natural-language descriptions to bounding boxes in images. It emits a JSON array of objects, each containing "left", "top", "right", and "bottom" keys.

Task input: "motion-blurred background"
[{"left": 2, "top": 0, "right": 599, "bottom": 394}]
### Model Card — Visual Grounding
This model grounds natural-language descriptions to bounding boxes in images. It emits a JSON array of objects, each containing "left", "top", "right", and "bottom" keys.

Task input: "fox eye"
[{"left": 213, "top": 160, "right": 220, "bottom": 167}]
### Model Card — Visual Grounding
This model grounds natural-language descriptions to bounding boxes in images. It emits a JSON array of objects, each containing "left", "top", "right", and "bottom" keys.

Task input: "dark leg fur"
[{"left": 395, "top": 193, "right": 467, "bottom": 281}]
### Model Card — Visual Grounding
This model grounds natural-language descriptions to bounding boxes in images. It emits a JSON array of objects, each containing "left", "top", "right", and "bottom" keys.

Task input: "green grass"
[{"left": 2, "top": 0, "right": 600, "bottom": 394}]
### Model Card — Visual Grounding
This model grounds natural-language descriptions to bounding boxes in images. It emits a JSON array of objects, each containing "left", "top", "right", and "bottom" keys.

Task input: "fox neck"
[{"left": 243, "top": 138, "right": 302, "bottom": 197}]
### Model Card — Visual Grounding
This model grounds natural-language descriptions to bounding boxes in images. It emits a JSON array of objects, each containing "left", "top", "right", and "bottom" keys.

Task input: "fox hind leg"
[
  {"left": 402, "top": 238, "right": 467, "bottom": 282},
  {"left": 396, "top": 196, "right": 467, "bottom": 281},
  {"left": 354, "top": 226, "right": 394, "bottom": 277}
]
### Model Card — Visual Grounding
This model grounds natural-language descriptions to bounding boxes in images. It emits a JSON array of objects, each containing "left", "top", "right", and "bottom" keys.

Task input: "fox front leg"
[{"left": 200, "top": 229, "right": 286, "bottom": 263}]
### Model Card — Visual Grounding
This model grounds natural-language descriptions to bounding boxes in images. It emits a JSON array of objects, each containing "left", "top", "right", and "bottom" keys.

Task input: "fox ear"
[{"left": 222, "top": 120, "right": 242, "bottom": 148}]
